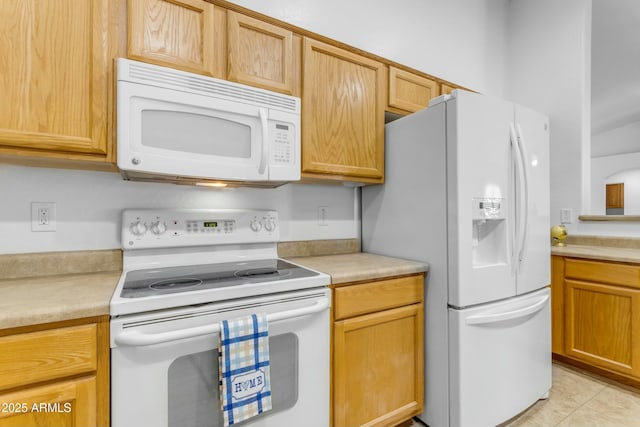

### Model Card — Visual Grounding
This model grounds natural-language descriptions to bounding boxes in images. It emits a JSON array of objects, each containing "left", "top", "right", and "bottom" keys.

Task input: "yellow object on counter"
[{"left": 551, "top": 225, "right": 568, "bottom": 247}]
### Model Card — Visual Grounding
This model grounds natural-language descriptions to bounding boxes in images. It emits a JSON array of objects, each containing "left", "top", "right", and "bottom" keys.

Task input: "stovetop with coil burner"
[{"left": 120, "top": 258, "right": 320, "bottom": 299}]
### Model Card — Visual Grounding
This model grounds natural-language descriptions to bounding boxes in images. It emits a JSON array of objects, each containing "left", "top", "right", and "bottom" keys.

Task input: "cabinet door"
[
  {"left": 388, "top": 66, "right": 438, "bottom": 114},
  {"left": 606, "top": 183, "right": 624, "bottom": 209},
  {"left": 127, "top": 0, "right": 224, "bottom": 77},
  {"left": 565, "top": 279, "right": 640, "bottom": 377},
  {"left": 440, "top": 83, "right": 457, "bottom": 95},
  {"left": 333, "top": 304, "right": 423, "bottom": 427},
  {"left": 0, "top": 0, "right": 110, "bottom": 158},
  {"left": 227, "top": 11, "right": 300, "bottom": 96},
  {"left": 0, "top": 377, "right": 95, "bottom": 427},
  {"left": 302, "top": 38, "right": 385, "bottom": 183}
]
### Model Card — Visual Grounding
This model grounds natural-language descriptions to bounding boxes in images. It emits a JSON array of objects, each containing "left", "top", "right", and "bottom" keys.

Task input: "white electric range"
[{"left": 110, "top": 209, "right": 331, "bottom": 427}]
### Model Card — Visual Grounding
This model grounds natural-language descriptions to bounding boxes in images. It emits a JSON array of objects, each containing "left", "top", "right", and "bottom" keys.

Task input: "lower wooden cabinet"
[
  {"left": 0, "top": 378, "right": 96, "bottom": 427},
  {"left": 331, "top": 274, "right": 424, "bottom": 427},
  {"left": 0, "top": 317, "right": 109, "bottom": 427},
  {"left": 565, "top": 279, "right": 640, "bottom": 376},
  {"left": 552, "top": 255, "right": 640, "bottom": 382}
]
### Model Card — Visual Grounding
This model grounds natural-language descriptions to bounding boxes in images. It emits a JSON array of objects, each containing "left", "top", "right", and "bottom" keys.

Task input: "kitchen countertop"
[
  {"left": 0, "top": 271, "right": 121, "bottom": 330},
  {"left": 286, "top": 252, "right": 428, "bottom": 284},
  {"left": 551, "top": 244, "right": 640, "bottom": 264},
  {"left": 0, "top": 247, "right": 426, "bottom": 331}
]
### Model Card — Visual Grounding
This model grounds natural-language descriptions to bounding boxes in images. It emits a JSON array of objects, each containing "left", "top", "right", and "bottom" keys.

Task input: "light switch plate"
[
  {"left": 318, "top": 206, "right": 329, "bottom": 226},
  {"left": 560, "top": 208, "right": 572, "bottom": 224}
]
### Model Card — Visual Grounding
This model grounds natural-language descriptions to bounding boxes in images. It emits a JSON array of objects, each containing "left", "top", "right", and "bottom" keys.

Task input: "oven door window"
[{"left": 168, "top": 333, "right": 298, "bottom": 427}]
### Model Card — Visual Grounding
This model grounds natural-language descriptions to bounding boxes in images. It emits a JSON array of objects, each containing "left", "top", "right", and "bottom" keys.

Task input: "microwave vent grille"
[{"left": 127, "top": 61, "right": 298, "bottom": 113}]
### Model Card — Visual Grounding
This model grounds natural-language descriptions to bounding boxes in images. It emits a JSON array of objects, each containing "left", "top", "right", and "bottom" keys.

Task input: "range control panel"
[{"left": 122, "top": 209, "right": 279, "bottom": 250}]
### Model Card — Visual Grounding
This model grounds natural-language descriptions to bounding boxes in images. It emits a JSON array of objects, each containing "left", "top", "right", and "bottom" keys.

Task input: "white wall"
[
  {"left": 228, "top": 0, "right": 509, "bottom": 96},
  {"left": 591, "top": 121, "right": 640, "bottom": 216},
  {"left": 591, "top": 152, "right": 640, "bottom": 214},
  {"left": 0, "top": 164, "right": 358, "bottom": 254},
  {"left": 608, "top": 170, "right": 640, "bottom": 215},
  {"left": 1, "top": 1, "right": 512, "bottom": 255},
  {"left": 506, "top": 0, "right": 592, "bottom": 233},
  {"left": 592, "top": 120, "right": 640, "bottom": 157}
]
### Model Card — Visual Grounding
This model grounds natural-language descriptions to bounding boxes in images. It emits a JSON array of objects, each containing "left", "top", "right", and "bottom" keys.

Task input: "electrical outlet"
[
  {"left": 318, "top": 206, "right": 329, "bottom": 226},
  {"left": 560, "top": 208, "right": 573, "bottom": 224},
  {"left": 31, "top": 202, "right": 56, "bottom": 232}
]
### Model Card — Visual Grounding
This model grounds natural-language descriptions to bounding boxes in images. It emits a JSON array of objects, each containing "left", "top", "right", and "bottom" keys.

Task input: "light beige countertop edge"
[
  {"left": 551, "top": 245, "right": 640, "bottom": 264},
  {"left": 285, "top": 252, "right": 428, "bottom": 284},
  {"left": 0, "top": 271, "right": 121, "bottom": 330}
]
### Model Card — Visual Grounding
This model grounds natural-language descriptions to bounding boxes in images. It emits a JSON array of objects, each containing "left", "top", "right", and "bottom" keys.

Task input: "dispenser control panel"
[{"left": 473, "top": 198, "right": 505, "bottom": 220}]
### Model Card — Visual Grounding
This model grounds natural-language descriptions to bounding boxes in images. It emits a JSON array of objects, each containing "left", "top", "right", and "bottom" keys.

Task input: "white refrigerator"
[{"left": 362, "top": 90, "right": 551, "bottom": 427}]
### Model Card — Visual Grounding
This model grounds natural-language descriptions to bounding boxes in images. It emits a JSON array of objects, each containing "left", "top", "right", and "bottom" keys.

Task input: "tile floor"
[
  {"left": 507, "top": 362, "right": 640, "bottom": 426},
  {"left": 410, "top": 362, "right": 640, "bottom": 427}
]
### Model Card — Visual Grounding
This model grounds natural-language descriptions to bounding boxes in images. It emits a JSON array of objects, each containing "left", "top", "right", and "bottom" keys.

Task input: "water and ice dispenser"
[{"left": 471, "top": 198, "right": 507, "bottom": 267}]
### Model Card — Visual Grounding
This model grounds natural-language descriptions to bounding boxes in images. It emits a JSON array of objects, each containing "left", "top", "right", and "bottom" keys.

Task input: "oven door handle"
[{"left": 114, "top": 297, "right": 330, "bottom": 347}]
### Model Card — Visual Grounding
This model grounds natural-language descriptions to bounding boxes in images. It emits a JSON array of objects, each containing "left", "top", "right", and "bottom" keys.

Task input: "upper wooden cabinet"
[
  {"left": 440, "top": 83, "right": 457, "bottom": 95},
  {"left": 227, "top": 11, "right": 301, "bottom": 96},
  {"left": 1, "top": 0, "right": 473, "bottom": 177},
  {"left": 387, "top": 66, "right": 438, "bottom": 114},
  {"left": 302, "top": 38, "right": 385, "bottom": 184},
  {"left": 0, "top": 0, "right": 112, "bottom": 163},
  {"left": 127, "top": 0, "right": 225, "bottom": 77}
]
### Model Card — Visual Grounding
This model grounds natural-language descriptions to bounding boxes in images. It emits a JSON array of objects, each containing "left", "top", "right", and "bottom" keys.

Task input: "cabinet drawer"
[
  {"left": 0, "top": 324, "right": 97, "bottom": 391},
  {"left": 565, "top": 258, "right": 640, "bottom": 289},
  {"left": 333, "top": 275, "right": 424, "bottom": 320}
]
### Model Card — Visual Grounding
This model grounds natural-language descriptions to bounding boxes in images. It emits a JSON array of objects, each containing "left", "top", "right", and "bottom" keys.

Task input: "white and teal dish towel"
[{"left": 219, "top": 313, "right": 272, "bottom": 426}]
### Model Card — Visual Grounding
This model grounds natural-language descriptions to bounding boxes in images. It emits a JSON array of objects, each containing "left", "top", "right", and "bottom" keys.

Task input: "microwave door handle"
[
  {"left": 258, "top": 108, "right": 269, "bottom": 175},
  {"left": 113, "top": 296, "right": 330, "bottom": 347}
]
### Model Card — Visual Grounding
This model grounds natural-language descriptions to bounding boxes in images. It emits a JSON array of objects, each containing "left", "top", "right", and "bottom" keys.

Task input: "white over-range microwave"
[{"left": 116, "top": 58, "right": 301, "bottom": 187}]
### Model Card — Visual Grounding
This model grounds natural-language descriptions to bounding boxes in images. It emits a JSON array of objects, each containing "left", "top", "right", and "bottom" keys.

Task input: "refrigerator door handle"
[
  {"left": 511, "top": 124, "right": 529, "bottom": 266},
  {"left": 509, "top": 123, "right": 520, "bottom": 275},
  {"left": 515, "top": 124, "right": 530, "bottom": 264},
  {"left": 464, "top": 294, "right": 549, "bottom": 325}
]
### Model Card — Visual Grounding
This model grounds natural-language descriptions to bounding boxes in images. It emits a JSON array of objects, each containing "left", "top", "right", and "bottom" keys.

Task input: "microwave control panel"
[
  {"left": 271, "top": 122, "right": 294, "bottom": 164},
  {"left": 122, "top": 209, "right": 279, "bottom": 249}
]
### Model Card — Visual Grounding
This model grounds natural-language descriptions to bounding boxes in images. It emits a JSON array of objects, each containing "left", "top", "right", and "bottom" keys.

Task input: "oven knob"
[
  {"left": 150, "top": 221, "right": 167, "bottom": 235},
  {"left": 130, "top": 221, "right": 147, "bottom": 236},
  {"left": 264, "top": 219, "right": 276, "bottom": 232},
  {"left": 250, "top": 219, "right": 262, "bottom": 232}
]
